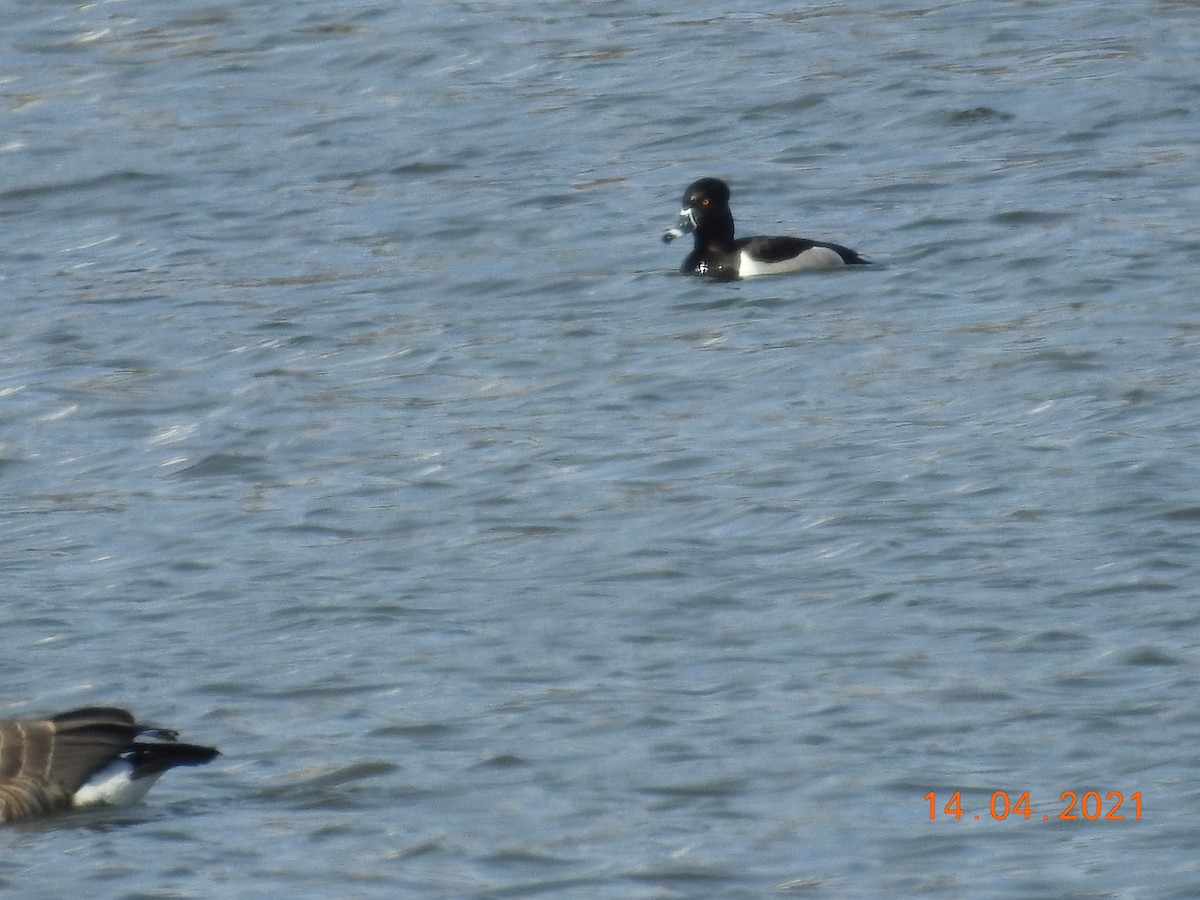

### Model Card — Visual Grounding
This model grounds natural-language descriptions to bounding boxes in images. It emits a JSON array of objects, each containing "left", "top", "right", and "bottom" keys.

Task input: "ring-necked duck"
[{"left": 662, "top": 177, "right": 868, "bottom": 279}]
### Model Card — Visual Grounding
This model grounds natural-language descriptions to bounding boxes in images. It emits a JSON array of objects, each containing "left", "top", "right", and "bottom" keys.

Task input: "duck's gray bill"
[{"left": 661, "top": 208, "right": 696, "bottom": 243}]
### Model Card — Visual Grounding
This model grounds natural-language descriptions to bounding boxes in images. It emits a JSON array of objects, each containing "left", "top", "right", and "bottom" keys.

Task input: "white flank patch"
[
  {"left": 737, "top": 246, "right": 846, "bottom": 277},
  {"left": 72, "top": 761, "right": 162, "bottom": 809}
]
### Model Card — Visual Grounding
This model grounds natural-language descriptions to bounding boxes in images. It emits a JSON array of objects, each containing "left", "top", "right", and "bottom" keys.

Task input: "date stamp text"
[{"left": 926, "top": 790, "right": 1142, "bottom": 822}]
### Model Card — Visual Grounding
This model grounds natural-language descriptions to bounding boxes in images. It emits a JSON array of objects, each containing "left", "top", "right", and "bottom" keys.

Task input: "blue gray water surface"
[{"left": 3, "top": 1, "right": 1200, "bottom": 897}]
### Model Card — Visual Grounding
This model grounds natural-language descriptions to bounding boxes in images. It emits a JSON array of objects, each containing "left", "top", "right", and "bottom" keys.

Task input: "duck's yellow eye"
[{"left": 701, "top": 198, "right": 710, "bottom": 206}]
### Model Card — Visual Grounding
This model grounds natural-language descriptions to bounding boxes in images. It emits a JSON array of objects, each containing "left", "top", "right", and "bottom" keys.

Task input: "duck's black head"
[{"left": 661, "top": 177, "right": 735, "bottom": 250}]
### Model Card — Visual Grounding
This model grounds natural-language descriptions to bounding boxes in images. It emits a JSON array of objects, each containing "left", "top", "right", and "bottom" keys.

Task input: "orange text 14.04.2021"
[{"left": 925, "top": 790, "right": 1142, "bottom": 822}]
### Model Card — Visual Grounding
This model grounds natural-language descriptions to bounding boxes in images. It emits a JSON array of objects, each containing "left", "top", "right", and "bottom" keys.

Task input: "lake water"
[{"left": 2, "top": 0, "right": 1199, "bottom": 896}]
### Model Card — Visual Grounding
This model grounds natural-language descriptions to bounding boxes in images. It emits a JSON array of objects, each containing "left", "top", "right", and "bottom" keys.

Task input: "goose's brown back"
[{"left": 0, "top": 707, "right": 217, "bottom": 823}]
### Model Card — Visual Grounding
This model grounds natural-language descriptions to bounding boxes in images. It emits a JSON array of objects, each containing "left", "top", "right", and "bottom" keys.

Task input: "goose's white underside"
[
  {"left": 737, "top": 245, "right": 847, "bottom": 277},
  {"left": 71, "top": 761, "right": 161, "bottom": 809}
]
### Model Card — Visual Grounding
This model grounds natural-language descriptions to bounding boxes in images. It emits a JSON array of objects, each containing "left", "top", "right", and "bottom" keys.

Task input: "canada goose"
[{"left": 0, "top": 706, "right": 218, "bottom": 823}]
